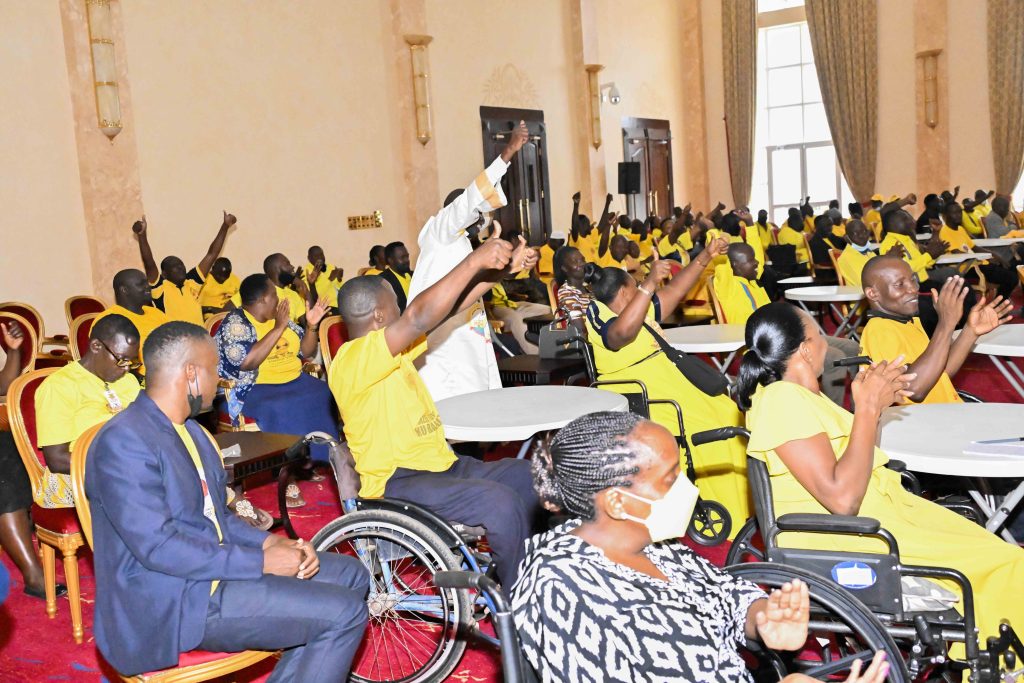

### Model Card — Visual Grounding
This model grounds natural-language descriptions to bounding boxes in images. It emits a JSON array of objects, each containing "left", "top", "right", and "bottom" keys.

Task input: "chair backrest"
[
  {"left": 828, "top": 248, "right": 845, "bottom": 285},
  {"left": 705, "top": 278, "right": 726, "bottom": 324},
  {"left": 319, "top": 316, "right": 349, "bottom": 372},
  {"left": 69, "top": 313, "right": 98, "bottom": 361},
  {"left": 1017, "top": 265, "right": 1024, "bottom": 289},
  {"left": 746, "top": 457, "right": 779, "bottom": 543},
  {"left": 7, "top": 367, "right": 61, "bottom": 492},
  {"left": 205, "top": 311, "right": 228, "bottom": 337},
  {"left": 547, "top": 279, "right": 559, "bottom": 311},
  {"left": 65, "top": 295, "right": 106, "bottom": 330},
  {"left": 0, "top": 302, "right": 45, "bottom": 342},
  {"left": 801, "top": 234, "right": 816, "bottom": 276},
  {"left": 0, "top": 312, "right": 39, "bottom": 374},
  {"left": 70, "top": 422, "right": 103, "bottom": 548}
]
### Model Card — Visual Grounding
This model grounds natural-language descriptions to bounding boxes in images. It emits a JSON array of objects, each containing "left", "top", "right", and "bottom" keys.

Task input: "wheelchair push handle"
[
  {"left": 833, "top": 355, "right": 872, "bottom": 368},
  {"left": 284, "top": 431, "right": 341, "bottom": 463},
  {"left": 690, "top": 426, "right": 750, "bottom": 447}
]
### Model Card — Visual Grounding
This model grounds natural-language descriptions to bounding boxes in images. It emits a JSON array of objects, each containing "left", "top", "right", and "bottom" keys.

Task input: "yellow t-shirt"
[
  {"left": 328, "top": 329, "right": 455, "bottom": 498},
  {"left": 740, "top": 222, "right": 766, "bottom": 277},
  {"left": 657, "top": 232, "right": 693, "bottom": 259},
  {"left": 836, "top": 244, "right": 874, "bottom": 287},
  {"left": 243, "top": 310, "right": 302, "bottom": 385},
  {"left": 635, "top": 235, "right": 655, "bottom": 261},
  {"left": 754, "top": 222, "right": 775, "bottom": 247},
  {"left": 711, "top": 264, "right": 770, "bottom": 325},
  {"left": 777, "top": 226, "right": 810, "bottom": 264},
  {"left": 570, "top": 232, "right": 600, "bottom": 263},
  {"left": 803, "top": 216, "right": 815, "bottom": 235},
  {"left": 364, "top": 267, "right": 383, "bottom": 276},
  {"left": 490, "top": 283, "right": 517, "bottom": 309},
  {"left": 963, "top": 209, "right": 985, "bottom": 237},
  {"left": 387, "top": 269, "right": 412, "bottom": 297},
  {"left": 34, "top": 361, "right": 141, "bottom": 507},
  {"left": 151, "top": 268, "right": 205, "bottom": 326},
  {"left": 860, "top": 316, "right": 961, "bottom": 404},
  {"left": 198, "top": 273, "right": 240, "bottom": 313},
  {"left": 878, "top": 232, "right": 934, "bottom": 281},
  {"left": 173, "top": 423, "right": 223, "bottom": 595},
  {"left": 864, "top": 209, "right": 883, "bottom": 241},
  {"left": 595, "top": 250, "right": 627, "bottom": 269},
  {"left": 303, "top": 263, "right": 343, "bottom": 303},
  {"left": 537, "top": 244, "right": 556, "bottom": 281},
  {"left": 230, "top": 285, "right": 305, "bottom": 322},
  {"left": 939, "top": 224, "right": 975, "bottom": 253},
  {"left": 94, "top": 304, "right": 170, "bottom": 374}
]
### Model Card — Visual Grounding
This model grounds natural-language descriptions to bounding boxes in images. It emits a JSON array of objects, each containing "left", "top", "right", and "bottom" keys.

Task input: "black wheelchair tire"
[
  {"left": 687, "top": 499, "right": 732, "bottom": 546},
  {"left": 725, "top": 517, "right": 764, "bottom": 566}
]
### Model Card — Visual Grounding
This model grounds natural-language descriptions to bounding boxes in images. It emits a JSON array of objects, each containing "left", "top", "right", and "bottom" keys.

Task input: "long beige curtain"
[
  {"left": 721, "top": 0, "right": 756, "bottom": 208},
  {"left": 805, "top": 0, "right": 877, "bottom": 202},
  {"left": 988, "top": 0, "right": 1024, "bottom": 195}
]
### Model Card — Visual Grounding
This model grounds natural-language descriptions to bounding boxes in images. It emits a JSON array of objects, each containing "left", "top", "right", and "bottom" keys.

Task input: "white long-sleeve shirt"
[{"left": 408, "top": 157, "right": 510, "bottom": 402}]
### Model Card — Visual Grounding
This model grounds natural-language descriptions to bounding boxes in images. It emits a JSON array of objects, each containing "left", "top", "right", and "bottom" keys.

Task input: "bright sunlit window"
[{"left": 749, "top": 13, "right": 854, "bottom": 224}]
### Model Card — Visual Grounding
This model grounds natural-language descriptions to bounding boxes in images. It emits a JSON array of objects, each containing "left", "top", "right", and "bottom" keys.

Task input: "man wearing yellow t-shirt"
[
  {"left": 568, "top": 191, "right": 600, "bottom": 262},
  {"left": 35, "top": 314, "right": 141, "bottom": 508},
  {"left": 536, "top": 232, "right": 565, "bottom": 283},
  {"left": 379, "top": 241, "right": 414, "bottom": 312},
  {"left": 304, "top": 245, "right": 344, "bottom": 310},
  {"left": 198, "top": 258, "right": 240, "bottom": 318},
  {"left": 777, "top": 208, "right": 810, "bottom": 268},
  {"left": 133, "top": 212, "right": 239, "bottom": 327},
  {"left": 860, "top": 256, "right": 1013, "bottom": 404},
  {"left": 330, "top": 237, "right": 539, "bottom": 591},
  {"left": 864, "top": 194, "right": 884, "bottom": 240},
  {"left": 941, "top": 201, "right": 1018, "bottom": 299},
  {"left": 836, "top": 219, "right": 877, "bottom": 287},
  {"left": 230, "top": 253, "right": 309, "bottom": 324},
  {"left": 95, "top": 269, "right": 171, "bottom": 374}
]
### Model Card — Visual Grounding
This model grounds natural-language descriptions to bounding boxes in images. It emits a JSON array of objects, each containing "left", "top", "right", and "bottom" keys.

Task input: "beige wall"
[
  {"left": 701, "top": 0, "right": 733, "bottom": 209},
  {"left": 947, "top": 0, "right": 995, "bottom": 196},
  {"left": 0, "top": 2, "right": 91, "bottom": 332},
  {"left": 875, "top": 0, "right": 917, "bottom": 196}
]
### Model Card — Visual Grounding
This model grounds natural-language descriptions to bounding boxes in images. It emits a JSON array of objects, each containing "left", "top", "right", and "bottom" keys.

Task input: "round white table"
[
  {"left": 436, "top": 386, "right": 629, "bottom": 455},
  {"left": 936, "top": 252, "right": 986, "bottom": 265},
  {"left": 778, "top": 275, "right": 814, "bottom": 285},
  {"left": 972, "top": 237, "right": 1024, "bottom": 248},
  {"left": 661, "top": 324, "right": 746, "bottom": 375},
  {"left": 784, "top": 285, "right": 866, "bottom": 338},
  {"left": 957, "top": 324, "right": 1024, "bottom": 400},
  {"left": 879, "top": 403, "right": 1024, "bottom": 541}
]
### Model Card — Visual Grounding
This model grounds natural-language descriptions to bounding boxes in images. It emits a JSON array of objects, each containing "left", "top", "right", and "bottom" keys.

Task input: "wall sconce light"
[
  {"left": 600, "top": 82, "right": 621, "bottom": 105},
  {"left": 85, "top": 0, "right": 122, "bottom": 141},
  {"left": 917, "top": 49, "right": 941, "bottom": 129},
  {"left": 404, "top": 34, "right": 434, "bottom": 146},
  {"left": 585, "top": 64, "right": 604, "bottom": 149}
]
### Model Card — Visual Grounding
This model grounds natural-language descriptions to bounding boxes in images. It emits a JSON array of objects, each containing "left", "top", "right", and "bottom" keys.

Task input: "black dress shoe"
[{"left": 24, "top": 583, "right": 67, "bottom": 600}]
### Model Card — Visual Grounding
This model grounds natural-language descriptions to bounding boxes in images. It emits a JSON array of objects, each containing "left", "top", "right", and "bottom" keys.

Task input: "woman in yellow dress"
[
  {"left": 583, "top": 238, "right": 750, "bottom": 531},
  {"left": 737, "top": 301, "right": 1024, "bottom": 656}
]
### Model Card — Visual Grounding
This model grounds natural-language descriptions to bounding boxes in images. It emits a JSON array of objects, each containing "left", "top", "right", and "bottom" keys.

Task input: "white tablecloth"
[
  {"left": 661, "top": 324, "right": 746, "bottom": 353},
  {"left": 784, "top": 285, "right": 864, "bottom": 303}
]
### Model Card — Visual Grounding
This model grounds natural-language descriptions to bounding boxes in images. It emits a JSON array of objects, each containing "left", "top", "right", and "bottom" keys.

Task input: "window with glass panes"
[{"left": 748, "top": 14, "right": 854, "bottom": 225}]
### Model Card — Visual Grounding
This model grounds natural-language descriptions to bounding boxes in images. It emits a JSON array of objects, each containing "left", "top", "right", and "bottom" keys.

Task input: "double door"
[
  {"left": 480, "top": 107, "right": 551, "bottom": 246},
  {"left": 622, "top": 118, "right": 674, "bottom": 221}
]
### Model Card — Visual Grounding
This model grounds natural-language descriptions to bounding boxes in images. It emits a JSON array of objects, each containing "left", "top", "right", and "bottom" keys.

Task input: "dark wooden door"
[
  {"left": 621, "top": 118, "right": 675, "bottom": 222},
  {"left": 480, "top": 107, "right": 551, "bottom": 246}
]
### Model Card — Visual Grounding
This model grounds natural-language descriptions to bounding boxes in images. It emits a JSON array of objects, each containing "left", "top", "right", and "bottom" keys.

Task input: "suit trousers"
[{"left": 198, "top": 553, "right": 369, "bottom": 683}]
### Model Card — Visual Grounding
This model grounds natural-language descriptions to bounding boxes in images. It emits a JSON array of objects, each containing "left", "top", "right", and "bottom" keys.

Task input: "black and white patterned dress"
[{"left": 511, "top": 520, "right": 766, "bottom": 682}]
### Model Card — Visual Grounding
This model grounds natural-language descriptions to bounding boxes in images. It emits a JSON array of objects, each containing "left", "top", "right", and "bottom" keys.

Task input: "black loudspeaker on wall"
[{"left": 618, "top": 162, "right": 641, "bottom": 195}]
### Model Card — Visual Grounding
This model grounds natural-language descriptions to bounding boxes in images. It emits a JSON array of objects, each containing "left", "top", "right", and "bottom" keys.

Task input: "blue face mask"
[{"left": 852, "top": 241, "right": 873, "bottom": 253}]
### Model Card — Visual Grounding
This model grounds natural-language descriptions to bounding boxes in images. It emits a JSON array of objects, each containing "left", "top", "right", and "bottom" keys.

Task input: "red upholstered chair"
[
  {"left": 0, "top": 312, "right": 39, "bottom": 374},
  {"left": 7, "top": 367, "right": 86, "bottom": 642},
  {"left": 0, "top": 301, "right": 70, "bottom": 356},
  {"left": 203, "top": 312, "right": 227, "bottom": 337},
  {"left": 69, "top": 313, "right": 98, "bottom": 362},
  {"left": 318, "top": 315, "right": 349, "bottom": 373},
  {"left": 65, "top": 295, "right": 106, "bottom": 330},
  {"left": 70, "top": 424, "right": 276, "bottom": 682}
]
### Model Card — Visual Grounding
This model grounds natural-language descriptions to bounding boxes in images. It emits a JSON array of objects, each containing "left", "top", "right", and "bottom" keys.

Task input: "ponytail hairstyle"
[
  {"left": 531, "top": 411, "right": 646, "bottom": 520},
  {"left": 583, "top": 264, "right": 631, "bottom": 304},
  {"left": 736, "top": 302, "right": 807, "bottom": 410}
]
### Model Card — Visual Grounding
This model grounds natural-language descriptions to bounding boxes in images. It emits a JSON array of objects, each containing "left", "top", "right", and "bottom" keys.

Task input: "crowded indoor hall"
[{"left": 3, "top": 0, "right": 1024, "bottom": 681}]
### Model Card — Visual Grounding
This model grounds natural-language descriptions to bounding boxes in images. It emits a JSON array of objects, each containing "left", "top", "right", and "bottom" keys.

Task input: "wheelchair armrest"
[
  {"left": 776, "top": 513, "right": 880, "bottom": 535},
  {"left": 956, "top": 389, "right": 984, "bottom": 403},
  {"left": 691, "top": 426, "right": 750, "bottom": 446},
  {"left": 885, "top": 459, "right": 907, "bottom": 473}
]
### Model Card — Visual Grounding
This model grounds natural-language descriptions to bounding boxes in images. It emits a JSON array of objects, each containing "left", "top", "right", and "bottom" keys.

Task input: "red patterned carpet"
[{"left": 1, "top": 318, "right": 1021, "bottom": 681}]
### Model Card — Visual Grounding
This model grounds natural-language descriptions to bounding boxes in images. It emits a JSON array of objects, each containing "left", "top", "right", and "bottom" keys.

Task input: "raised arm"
[
  {"left": 596, "top": 193, "right": 614, "bottom": 257},
  {"left": 239, "top": 301, "right": 291, "bottom": 372},
  {"left": 945, "top": 293, "right": 1014, "bottom": 377},
  {"left": 197, "top": 211, "right": 237, "bottom": 277},
  {"left": 384, "top": 237, "right": 513, "bottom": 355},
  {"left": 774, "top": 360, "right": 914, "bottom": 515},
  {"left": 0, "top": 322, "right": 24, "bottom": 395},
  {"left": 655, "top": 237, "right": 729, "bottom": 313},
  {"left": 132, "top": 216, "right": 159, "bottom": 283},
  {"left": 299, "top": 298, "right": 329, "bottom": 359},
  {"left": 570, "top": 191, "right": 581, "bottom": 243},
  {"left": 898, "top": 277, "right": 966, "bottom": 402}
]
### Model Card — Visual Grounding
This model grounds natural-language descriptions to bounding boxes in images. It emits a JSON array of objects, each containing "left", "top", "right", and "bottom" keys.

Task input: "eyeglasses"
[{"left": 99, "top": 339, "right": 142, "bottom": 370}]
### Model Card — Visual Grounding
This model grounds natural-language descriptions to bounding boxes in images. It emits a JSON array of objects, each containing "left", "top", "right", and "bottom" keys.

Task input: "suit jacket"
[
  {"left": 85, "top": 393, "right": 269, "bottom": 675},
  {"left": 379, "top": 269, "right": 411, "bottom": 312}
]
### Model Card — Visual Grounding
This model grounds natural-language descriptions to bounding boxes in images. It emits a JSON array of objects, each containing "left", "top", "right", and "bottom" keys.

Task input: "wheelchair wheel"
[
  {"left": 687, "top": 499, "right": 732, "bottom": 546},
  {"left": 725, "top": 517, "right": 764, "bottom": 565},
  {"left": 312, "top": 510, "right": 472, "bottom": 683},
  {"left": 728, "top": 563, "right": 907, "bottom": 683}
]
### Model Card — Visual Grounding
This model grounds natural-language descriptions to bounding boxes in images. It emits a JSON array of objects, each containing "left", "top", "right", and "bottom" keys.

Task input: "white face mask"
[{"left": 615, "top": 476, "right": 700, "bottom": 542}]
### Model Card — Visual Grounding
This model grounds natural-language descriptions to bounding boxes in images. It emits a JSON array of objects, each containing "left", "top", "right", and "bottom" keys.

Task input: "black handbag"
[
  {"left": 539, "top": 309, "right": 587, "bottom": 360},
  {"left": 642, "top": 322, "right": 729, "bottom": 397}
]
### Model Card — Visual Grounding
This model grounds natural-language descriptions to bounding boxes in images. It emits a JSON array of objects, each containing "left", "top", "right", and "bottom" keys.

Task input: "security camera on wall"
[{"left": 601, "top": 82, "right": 621, "bottom": 105}]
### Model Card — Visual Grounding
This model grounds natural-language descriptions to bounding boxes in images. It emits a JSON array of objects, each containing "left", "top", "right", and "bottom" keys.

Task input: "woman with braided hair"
[{"left": 510, "top": 411, "right": 888, "bottom": 683}]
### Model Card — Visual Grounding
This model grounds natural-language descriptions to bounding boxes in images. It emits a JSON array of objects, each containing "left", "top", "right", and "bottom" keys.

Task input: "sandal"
[
  {"left": 285, "top": 483, "right": 306, "bottom": 508},
  {"left": 25, "top": 583, "right": 67, "bottom": 600},
  {"left": 232, "top": 498, "right": 274, "bottom": 531}
]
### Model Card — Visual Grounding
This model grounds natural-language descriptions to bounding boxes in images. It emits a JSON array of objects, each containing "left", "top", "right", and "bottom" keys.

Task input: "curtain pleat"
[
  {"left": 721, "top": 0, "right": 757, "bottom": 208},
  {"left": 988, "top": 0, "right": 1024, "bottom": 195}
]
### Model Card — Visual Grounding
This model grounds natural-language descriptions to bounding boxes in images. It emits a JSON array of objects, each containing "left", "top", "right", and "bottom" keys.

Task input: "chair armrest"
[
  {"left": 956, "top": 389, "right": 984, "bottom": 403},
  {"left": 884, "top": 459, "right": 907, "bottom": 473},
  {"left": 776, "top": 513, "right": 880, "bottom": 535}
]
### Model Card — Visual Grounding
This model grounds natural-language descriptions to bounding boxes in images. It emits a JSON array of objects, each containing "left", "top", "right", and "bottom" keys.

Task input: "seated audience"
[
  {"left": 0, "top": 321, "right": 59, "bottom": 599},
  {"left": 940, "top": 201, "right": 1019, "bottom": 299},
  {"left": 87, "top": 321, "right": 368, "bottom": 680},
  {"left": 752, "top": 208, "right": 777, "bottom": 247},
  {"left": 983, "top": 195, "right": 1023, "bottom": 238},
  {"left": 777, "top": 208, "right": 810, "bottom": 268},
  {"left": 864, "top": 194, "right": 884, "bottom": 239},
  {"left": 712, "top": 243, "right": 857, "bottom": 405},
  {"left": 198, "top": 257, "right": 240, "bottom": 319},
  {"left": 329, "top": 238, "right": 540, "bottom": 591},
  {"left": 860, "top": 256, "right": 1012, "bottom": 403},
  {"left": 261, "top": 253, "right": 308, "bottom": 323},
  {"left": 553, "top": 245, "right": 591, "bottom": 332},
  {"left": 569, "top": 192, "right": 599, "bottom": 263},
  {"left": 379, "top": 241, "right": 413, "bottom": 313},
  {"left": 304, "top": 245, "right": 344, "bottom": 309},
  {"left": 95, "top": 268, "right": 170, "bottom": 374},
  {"left": 584, "top": 241, "right": 750, "bottom": 527},
  {"left": 739, "top": 302, "right": 1024, "bottom": 657},
  {"left": 808, "top": 213, "right": 845, "bottom": 275},
  {"left": 36, "top": 314, "right": 141, "bottom": 508},
  {"left": 215, "top": 274, "right": 336, "bottom": 460},
  {"left": 835, "top": 219, "right": 876, "bottom": 287},
  {"left": 364, "top": 245, "right": 386, "bottom": 276},
  {"left": 133, "top": 212, "right": 239, "bottom": 326},
  {"left": 512, "top": 410, "right": 887, "bottom": 683},
  {"left": 915, "top": 193, "right": 944, "bottom": 232},
  {"left": 878, "top": 199, "right": 958, "bottom": 289}
]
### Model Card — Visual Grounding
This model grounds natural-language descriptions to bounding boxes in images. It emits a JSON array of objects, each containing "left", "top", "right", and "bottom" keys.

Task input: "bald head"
[
  {"left": 862, "top": 255, "right": 920, "bottom": 317},
  {"left": 112, "top": 268, "right": 153, "bottom": 309},
  {"left": 861, "top": 254, "right": 905, "bottom": 291},
  {"left": 727, "top": 243, "right": 758, "bottom": 280}
]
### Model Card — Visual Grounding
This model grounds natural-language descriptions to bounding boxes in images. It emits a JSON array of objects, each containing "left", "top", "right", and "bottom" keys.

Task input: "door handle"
[
  {"left": 524, "top": 198, "right": 532, "bottom": 234},
  {"left": 653, "top": 190, "right": 659, "bottom": 215},
  {"left": 517, "top": 198, "right": 526, "bottom": 232}
]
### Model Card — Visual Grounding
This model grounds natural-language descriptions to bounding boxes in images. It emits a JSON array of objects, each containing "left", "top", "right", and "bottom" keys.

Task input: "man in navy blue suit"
[{"left": 86, "top": 321, "right": 368, "bottom": 681}]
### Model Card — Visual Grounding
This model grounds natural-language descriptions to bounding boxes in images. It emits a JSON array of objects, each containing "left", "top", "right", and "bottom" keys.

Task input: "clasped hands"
[{"left": 263, "top": 534, "right": 319, "bottom": 580}]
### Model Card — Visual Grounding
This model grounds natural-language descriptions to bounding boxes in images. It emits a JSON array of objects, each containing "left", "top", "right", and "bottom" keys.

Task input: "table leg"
[
  {"left": 796, "top": 301, "right": 827, "bottom": 335},
  {"left": 711, "top": 350, "right": 739, "bottom": 376},
  {"left": 966, "top": 485, "right": 1018, "bottom": 543},
  {"left": 516, "top": 437, "right": 534, "bottom": 459},
  {"left": 989, "top": 356, "right": 1024, "bottom": 400},
  {"left": 830, "top": 304, "right": 861, "bottom": 340}
]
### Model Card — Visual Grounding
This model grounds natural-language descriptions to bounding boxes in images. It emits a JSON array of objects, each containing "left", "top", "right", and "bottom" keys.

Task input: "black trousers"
[
  {"left": 384, "top": 456, "right": 540, "bottom": 590},
  {"left": 199, "top": 553, "right": 369, "bottom": 683}
]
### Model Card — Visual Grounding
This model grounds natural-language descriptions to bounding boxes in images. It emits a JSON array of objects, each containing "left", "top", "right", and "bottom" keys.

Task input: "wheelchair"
[
  {"left": 281, "top": 432, "right": 503, "bottom": 683},
  {"left": 691, "top": 426, "right": 1024, "bottom": 683}
]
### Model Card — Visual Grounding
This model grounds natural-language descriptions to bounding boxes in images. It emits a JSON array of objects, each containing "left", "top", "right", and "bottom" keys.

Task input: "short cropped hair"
[
  {"left": 142, "top": 321, "right": 210, "bottom": 377},
  {"left": 91, "top": 313, "right": 139, "bottom": 345},
  {"left": 240, "top": 273, "right": 274, "bottom": 306},
  {"left": 337, "top": 276, "right": 388, "bottom": 320}
]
